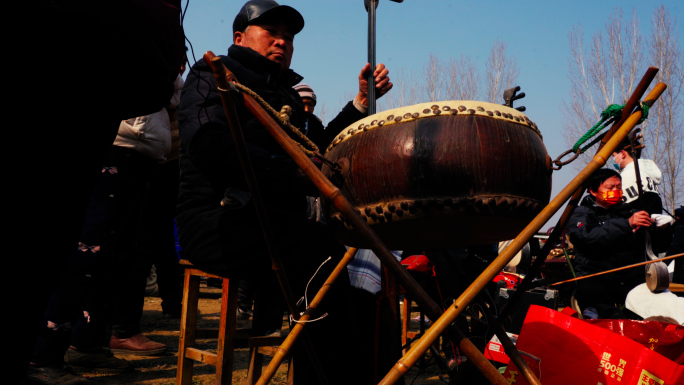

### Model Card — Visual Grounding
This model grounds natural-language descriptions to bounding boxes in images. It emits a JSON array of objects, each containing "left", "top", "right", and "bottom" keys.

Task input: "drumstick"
[{"left": 549, "top": 252, "right": 683, "bottom": 286}]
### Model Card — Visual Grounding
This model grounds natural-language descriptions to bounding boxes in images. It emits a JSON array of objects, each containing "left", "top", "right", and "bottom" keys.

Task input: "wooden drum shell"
[{"left": 322, "top": 101, "right": 552, "bottom": 250}]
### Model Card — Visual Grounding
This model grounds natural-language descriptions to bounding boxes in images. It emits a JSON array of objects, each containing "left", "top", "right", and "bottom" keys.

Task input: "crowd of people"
[
  {"left": 22, "top": 0, "right": 393, "bottom": 383},
  {"left": 19, "top": 1, "right": 185, "bottom": 384},
  {"left": 21, "top": 1, "right": 682, "bottom": 384}
]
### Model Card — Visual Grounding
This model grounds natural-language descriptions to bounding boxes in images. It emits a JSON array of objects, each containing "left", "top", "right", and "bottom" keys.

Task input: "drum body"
[{"left": 322, "top": 101, "right": 552, "bottom": 250}]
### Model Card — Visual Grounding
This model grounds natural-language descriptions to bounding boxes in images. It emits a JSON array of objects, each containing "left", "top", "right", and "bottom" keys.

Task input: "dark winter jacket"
[
  {"left": 176, "top": 45, "right": 364, "bottom": 270},
  {"left": 567, "top": 195, "right": 646, "bottom": 280},
  {"left": 302, "top": 113, "right": 327, "bottom": 150}
]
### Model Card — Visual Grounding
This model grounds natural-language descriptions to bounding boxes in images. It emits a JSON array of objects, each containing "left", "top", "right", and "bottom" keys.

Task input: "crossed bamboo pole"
[{"left": 379, "top": 81, "right": 667, "bottom": 385}]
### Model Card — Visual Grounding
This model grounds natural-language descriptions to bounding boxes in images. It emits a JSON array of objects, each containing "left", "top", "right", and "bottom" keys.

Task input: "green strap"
[
  {"left": 638, "top": 103, "right": 650, "bottom": 123},
  {"left": 563, "top": 248, "right": 577, "bottom": 279},
  {"left": 601, "top": 103, "right": 624, "bottom": 120},
  {"left": 572, "top": 104, "right": 623, "bottom": 152},
  {"left": 566, "top": 102, "right": 650, "bottom": 160},
  {"left": 578, "top": 132, "right": 607, "bottom": 154}
]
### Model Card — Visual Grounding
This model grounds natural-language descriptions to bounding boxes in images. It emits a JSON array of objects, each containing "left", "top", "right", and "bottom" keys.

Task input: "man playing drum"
[{"left": 176, "top": 1, "right": 392, "bottom": 383}]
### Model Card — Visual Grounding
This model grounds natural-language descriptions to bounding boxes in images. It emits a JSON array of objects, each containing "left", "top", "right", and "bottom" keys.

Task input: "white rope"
[{"left": 290, "top": 256, "right": 332, "bottom": 324}]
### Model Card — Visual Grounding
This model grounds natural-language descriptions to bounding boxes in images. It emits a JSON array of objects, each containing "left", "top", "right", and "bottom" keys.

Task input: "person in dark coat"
[
  {"left": 292, "top": 82, "right": 334, "bottom": 150},
  {"left": 667, "top": 206, "right": 684, "bottom": 283},
  {"left": 567, "top": 168, "right": 670, "bottom": 319},
  {"left": 177, "top": 0, "right": 391, "bottom": 276},
  {"left": 176, "top": 1, "right": 392, "bottom": 383}
]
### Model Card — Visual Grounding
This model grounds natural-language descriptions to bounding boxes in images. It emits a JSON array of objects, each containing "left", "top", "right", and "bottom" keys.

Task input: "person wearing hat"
[
  {"left": 294, "top": 83, "right": 317, "bottom": 114},
  {"left": 611, "top": 135, "right": 664, "bottom": 215},
  {"left": 293, "top": 82, "right": 337, "bottom": 150},
  {"left": 176, "top": 1, "right": 392, "bottom": 383}
]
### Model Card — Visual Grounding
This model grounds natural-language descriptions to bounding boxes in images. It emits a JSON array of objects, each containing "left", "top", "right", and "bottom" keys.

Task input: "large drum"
[{"left": 322, "top": 100, "right": 552, "bottom": 250}]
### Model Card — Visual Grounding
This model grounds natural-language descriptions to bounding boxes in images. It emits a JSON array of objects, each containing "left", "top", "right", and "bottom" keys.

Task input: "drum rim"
[{"left": 325, "top": 100, "right": 541, "bottom": 153}]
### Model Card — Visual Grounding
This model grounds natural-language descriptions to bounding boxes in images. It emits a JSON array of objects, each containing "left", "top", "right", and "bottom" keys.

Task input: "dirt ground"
[{"left": 75, "top": 282, "right": 450, "bottom": 385}]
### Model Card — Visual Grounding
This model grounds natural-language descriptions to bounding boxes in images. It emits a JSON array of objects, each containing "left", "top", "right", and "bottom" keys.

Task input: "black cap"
[
  {"left": 233, "top": 0, "right": 304, "bottom": 35},
  {"left": 675, "top": 205, "right": 684, "bottom": 219}
]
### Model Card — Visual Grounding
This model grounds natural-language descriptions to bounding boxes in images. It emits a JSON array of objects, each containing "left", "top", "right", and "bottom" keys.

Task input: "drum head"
[{"left": 323, "top": 101, "right": 552, "bottom": 249}]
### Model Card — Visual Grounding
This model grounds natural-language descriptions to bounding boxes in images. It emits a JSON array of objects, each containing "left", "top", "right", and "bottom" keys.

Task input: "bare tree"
[
  {"left": 607, "top": 9, "right": 644, "bottom": 103},
  {"left": 382, "top": 42, "right": 515, "bottom": 109},
  {"left": 485, "top": 39, "right": 519, "bottom": 103},
  {"left": 317, "top": 101, "right": 327, "bottom": 127},
  {"left": 562, "top": 5, "right": 683, "bottom": 210},
  {"left": 447, "top": 54, "right": 481, "bottom": 100},
  {"left": 646, "top": 5, "right": 683, "bottom": 212},
  {"left": 379, "top": 67, "right": 419, "bottom": 110},
  {"left": 561, "top": 7, "right": 643, "bottom": 169},
  {"left": 562, "top": 24, "right": 601, "bottom": 155},
  {"left": 422, "top": 53, "right": 445, "bottom": 102}
]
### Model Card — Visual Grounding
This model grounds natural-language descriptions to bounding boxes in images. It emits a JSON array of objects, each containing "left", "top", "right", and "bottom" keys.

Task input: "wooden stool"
[
  {"left": 400, "top": 296, "right": 428, "bottom": 355},
  {"left": 394, "top": 265, "right": 446, "bottom": 373},
  {"left": 176, "top": 259, "right": 289, "bottom": 385}
]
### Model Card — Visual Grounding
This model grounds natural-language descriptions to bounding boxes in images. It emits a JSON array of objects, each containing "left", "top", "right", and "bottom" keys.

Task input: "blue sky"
[{"left": 180, "top": 0, "right": 682, "bottom": 229}]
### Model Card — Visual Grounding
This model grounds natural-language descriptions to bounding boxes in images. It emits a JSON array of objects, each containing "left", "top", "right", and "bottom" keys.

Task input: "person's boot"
[
  {"left": 110, "top": 333, "right": 166, "bottom": 356},
  {"left": 23, "top": 363, "right": 90, "bottom": 385},
  {"left": 63, "top": 347, "right": 133, "bottom": 373}
]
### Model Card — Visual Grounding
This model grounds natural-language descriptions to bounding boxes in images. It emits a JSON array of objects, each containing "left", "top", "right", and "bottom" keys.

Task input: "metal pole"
[{"left": 366, "top": 0, "right": 378, "bottom": 115}]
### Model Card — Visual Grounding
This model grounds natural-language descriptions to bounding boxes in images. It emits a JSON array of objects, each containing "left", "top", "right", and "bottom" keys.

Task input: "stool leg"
[
  {"left": 378, "top": 265, "right": 403, "bottom": 380},
  {"left": 215, "top": 278, "right": 239, "bottom": 385},
  {"left": 247, "top": 347, "right": 263, "bottom": 385},
  {"left": 177, "top": 270, "right": 200, "bottom": 385},
  {"left": 286, "top": 356, "right": 295, "bottom": 385},
  {"left": 401, "top": 296, "right": 410, "bottom": 355}
]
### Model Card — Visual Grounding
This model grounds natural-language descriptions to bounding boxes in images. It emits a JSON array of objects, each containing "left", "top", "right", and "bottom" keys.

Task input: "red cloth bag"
[{"left": 503, "top": 306, "right": 684, "bottom": 384}]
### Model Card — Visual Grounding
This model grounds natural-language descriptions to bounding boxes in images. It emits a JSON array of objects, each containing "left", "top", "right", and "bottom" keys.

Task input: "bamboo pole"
[
  {"left": 201, "top": 52, "right": 510, "bottom": 385},
  {"left": 550, "top": 253, "right": 683, "bottom": 286},
  {"left": 256, "top": 247, "right": 359, "bottom": 385},
  {"left": 379, "top": 82, "right": 668, "bottom": 385},
  {"left": 500, "top": 67, "right": 660, "bottom": 319},
  {"left": 203, "top": 51, "right": 330, "bottom": 385}
]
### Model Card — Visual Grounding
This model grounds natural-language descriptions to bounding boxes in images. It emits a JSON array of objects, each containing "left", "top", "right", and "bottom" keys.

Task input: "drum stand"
[{"left": 203, "top": 51, "right": 665, "bottom": 385}]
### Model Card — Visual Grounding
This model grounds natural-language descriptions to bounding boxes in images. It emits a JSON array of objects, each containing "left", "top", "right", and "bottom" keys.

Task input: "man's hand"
[
  {"left": 629, "top": 210, "right": 653, "bottom": 229},
  {"left": 356, "top": 63, "right": 393, "bottom": 108}
]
